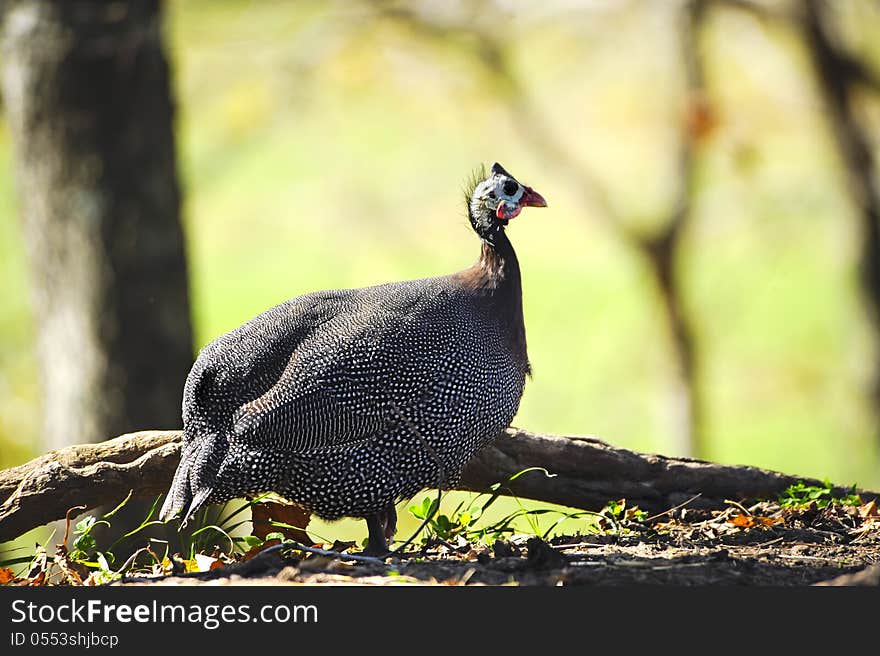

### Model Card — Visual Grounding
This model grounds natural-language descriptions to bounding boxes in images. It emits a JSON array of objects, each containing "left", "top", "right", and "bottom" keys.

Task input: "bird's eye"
[{"left": 502, "top": 179, "right": 518, "bottom": 196}]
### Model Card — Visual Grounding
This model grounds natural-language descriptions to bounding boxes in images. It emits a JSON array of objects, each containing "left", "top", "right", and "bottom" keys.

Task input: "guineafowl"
[{"left": 159, "top": 162, "right": 547, "bottom": 554}]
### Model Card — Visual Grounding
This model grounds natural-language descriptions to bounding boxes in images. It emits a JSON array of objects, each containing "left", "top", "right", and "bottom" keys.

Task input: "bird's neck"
[
  {"left": 456, "top": 229, "right": 528, "bottom": 364},
  {"left": 477, "top": 230, "right": 519, "bottom": 292}
]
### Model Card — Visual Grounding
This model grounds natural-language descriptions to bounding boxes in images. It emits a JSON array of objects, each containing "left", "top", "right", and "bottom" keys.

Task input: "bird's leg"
[
  {"left": 363, "top": 505, "right": 397, "bottom": 556},
  {"left": 382, "top": 504, "right": 397, "bottom": 544},
  {"left": 364, "top": 515, "right": 388, "bottom": 556}
]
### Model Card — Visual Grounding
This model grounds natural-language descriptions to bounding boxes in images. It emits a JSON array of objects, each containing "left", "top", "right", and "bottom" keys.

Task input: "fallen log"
[
  {"left": 460, "top": 430, "right": 878, "bottom": 513},
  {"left": 0, "top": 431, "right": 180, "bottom": 544},
  {"left": 1, "top": 428, "right": 876, "bottom": 544}
]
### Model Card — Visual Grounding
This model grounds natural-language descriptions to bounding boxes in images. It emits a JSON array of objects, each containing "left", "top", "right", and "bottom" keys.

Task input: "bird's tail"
[{"left": 159, "top": 436, "right": 221, "bottom": 525}]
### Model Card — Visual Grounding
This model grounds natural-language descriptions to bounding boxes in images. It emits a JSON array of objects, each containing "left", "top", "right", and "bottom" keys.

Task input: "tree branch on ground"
[{"left": 1, "top": 428, "right": 876, "bottom": 544}]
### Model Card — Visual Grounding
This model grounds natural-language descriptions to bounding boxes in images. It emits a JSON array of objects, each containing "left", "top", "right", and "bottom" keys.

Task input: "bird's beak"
[{"left": 521, "top": 186, "right": 547, "bottom": 208}]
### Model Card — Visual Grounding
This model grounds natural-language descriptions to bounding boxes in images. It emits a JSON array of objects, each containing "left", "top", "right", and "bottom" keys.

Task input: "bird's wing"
[
  {"left": 180, "top": 291, "right": 336, "bottom": 447},
  {"left": 228, "top": 325, "right": 389, "bottom": 451},
  {"left": 188, "top": 281, "right": 470, "bottom": 454},
  {"left": 229, "top": 288, "right": 467, "bottom": 453}
]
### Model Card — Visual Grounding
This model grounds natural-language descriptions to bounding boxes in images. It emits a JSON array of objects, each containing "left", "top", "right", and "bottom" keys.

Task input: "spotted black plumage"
[{"left": 159, "top": 162, "right": 547, "bottom": 554}]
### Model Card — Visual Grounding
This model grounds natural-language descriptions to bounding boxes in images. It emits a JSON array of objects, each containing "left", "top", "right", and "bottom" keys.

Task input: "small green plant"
[
  {"left": 68, "top": 515, "right": 108, "bottom": 563},
  {"left": 406, "top": 467, "right": 603, "bottom": 546},
  {"left": 408, "top": 494, "right": 484, "bottom": 542},
  {"left": 778, "top": 480, "right": 861, "bottom": 509},
  {"left": 601, "top": 498, "right": 647, "bottom": 523},
  {"left": 589, "top": 498, "right": 648, "bottom": 536}
]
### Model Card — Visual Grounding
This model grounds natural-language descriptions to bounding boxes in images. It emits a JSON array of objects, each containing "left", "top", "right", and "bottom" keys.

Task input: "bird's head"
[{"left": 467, "top": 162, "right": 547, "bottom": 241}]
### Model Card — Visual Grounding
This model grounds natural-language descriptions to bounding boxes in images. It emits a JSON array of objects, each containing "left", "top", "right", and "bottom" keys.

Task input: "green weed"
[
  {"left": 405, "top": 467, "right": 606, "bottom": 546},
  {"left": 778, "top": 479, "right": 861, "bottom": 509}
]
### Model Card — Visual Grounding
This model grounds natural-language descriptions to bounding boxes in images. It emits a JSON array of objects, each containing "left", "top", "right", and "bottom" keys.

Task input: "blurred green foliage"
[{"left": 0, "top": 0, "right": 878, "bottom": 502}]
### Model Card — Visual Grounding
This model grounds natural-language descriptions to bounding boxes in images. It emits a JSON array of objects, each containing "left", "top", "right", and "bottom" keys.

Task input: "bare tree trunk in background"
[
  {"left": 0, "top": 0, "right": 192, "bottom": 543},
  {"left": 635, "top": 0, "right": 709, "bottom": 458},
  {"left": 800, "top": 0, "right": 880, "bottom": 432}
]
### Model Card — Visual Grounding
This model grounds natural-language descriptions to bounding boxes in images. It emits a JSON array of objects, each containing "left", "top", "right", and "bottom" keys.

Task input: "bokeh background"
[{"left": 1, "top": 0, "right": 880, "bottom": 549}]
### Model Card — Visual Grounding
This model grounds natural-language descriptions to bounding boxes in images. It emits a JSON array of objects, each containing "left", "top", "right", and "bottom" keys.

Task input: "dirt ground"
[{"left": 120, "top": 499, "right": 880, "bottom": 586}]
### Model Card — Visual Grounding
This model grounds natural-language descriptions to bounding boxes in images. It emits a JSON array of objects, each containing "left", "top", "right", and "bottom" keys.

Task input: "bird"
[{"left": 159, "top": 162, "right": 547, "bottom": 555}]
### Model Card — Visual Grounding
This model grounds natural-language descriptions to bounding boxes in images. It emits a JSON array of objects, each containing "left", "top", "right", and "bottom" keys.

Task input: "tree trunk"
[
  {"left": 0, "top": 0, "right": 192, "bottom": 449},
  {"left": 0, "top": 0, "right": 193, "bottom": 549},
  {"left": 800, "top": 0, "right": 880, "bottom": 429}
]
